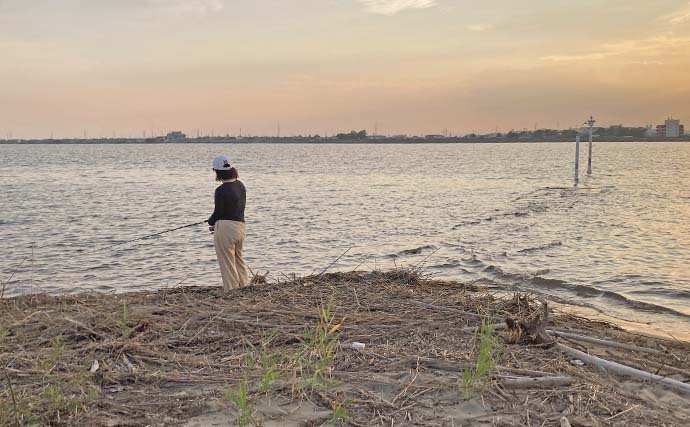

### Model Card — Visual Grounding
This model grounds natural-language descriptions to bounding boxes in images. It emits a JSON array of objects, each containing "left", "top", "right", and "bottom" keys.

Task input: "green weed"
[
  {"left": 227, "top": 373, "right": 254, "bottom": 427},
  {"left": 42, "top": 384, "right": 80, "bottom": 423},
  {"left": 259, "top": 336, "right": 282, "bottom": 392},
  {"left": 300, "top": 298, "right": 343, "bottom": 389},
  {"left": 461, "top": 316, "right": 496, "bottom": 394},
  {"left": 331, "top": 402, "right": 350, "bottom": 421},
  {"left": 51, "top": 334, "right": 65, "bottom": 362},
  {"left": 116, "top": 302, "right": 130, "bottom": 335}
]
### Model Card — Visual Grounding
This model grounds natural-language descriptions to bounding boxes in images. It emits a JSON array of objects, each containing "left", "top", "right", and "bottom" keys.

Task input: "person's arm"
[{"left": 207, "top": 188, "right": 220, "bottom": 230}]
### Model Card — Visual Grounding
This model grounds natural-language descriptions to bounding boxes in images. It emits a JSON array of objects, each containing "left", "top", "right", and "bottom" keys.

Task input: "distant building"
[
  {"left": 656, "top": 118, "right": 684, "bottom": 137},
  {"left": 645, "top": 125, "right": 656, "bottom": 137},
  {"left": 425, "top": 134, "right": 445, "bottom": 139},
  {"left": 164, "top": 131, "right": 186, "bottom": 142}
]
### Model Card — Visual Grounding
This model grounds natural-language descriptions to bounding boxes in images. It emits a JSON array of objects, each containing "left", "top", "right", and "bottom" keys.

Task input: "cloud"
[
  {"left": 540, "top": 36, "right": 690, "bottom": 63},
  {"left": 660, "top": 1, "right": 690, "bottom": 26},
  {"left": 357, "top": 0, "right": 436, "bottom": 16},
  {"left": 147, "top": 0, "right": 225, "bottom": 16},
  {"left": 540, "top": 53, "right": 608, "bottom": 62},
  {"left": 466, "top": 24, "right": 494, "bottom": 32}
]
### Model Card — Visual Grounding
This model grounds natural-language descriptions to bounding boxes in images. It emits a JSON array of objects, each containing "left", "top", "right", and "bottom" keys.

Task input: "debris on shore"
[{"left": 1, "top": 269, "right": 689, "bottom": 426}]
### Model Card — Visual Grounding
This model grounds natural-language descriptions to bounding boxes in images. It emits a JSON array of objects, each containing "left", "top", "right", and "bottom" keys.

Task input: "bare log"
[
  {"left": 556, "top": 343, "right": 690, "bottom": 395},
  {"left": 549, "top": 330, "right": 664, "bottom": 355}
]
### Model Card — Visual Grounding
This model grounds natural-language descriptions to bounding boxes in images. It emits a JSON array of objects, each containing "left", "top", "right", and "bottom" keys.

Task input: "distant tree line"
[
  {"left": 477, "top": 125, "right": 649, "bottom": 140},
  {"left": 335, "top": 130, "right": 367, "bottom": 140}
]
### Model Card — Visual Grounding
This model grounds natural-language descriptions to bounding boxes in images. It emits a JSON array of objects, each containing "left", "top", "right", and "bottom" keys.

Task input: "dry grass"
[{"left": 1, "top": 269, "right": 689, "bottom": 426}]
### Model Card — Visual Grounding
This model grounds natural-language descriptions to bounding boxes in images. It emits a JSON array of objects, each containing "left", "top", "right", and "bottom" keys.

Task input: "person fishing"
[{"left": 208, "top": 155, "right": 249, "bottom": 290}]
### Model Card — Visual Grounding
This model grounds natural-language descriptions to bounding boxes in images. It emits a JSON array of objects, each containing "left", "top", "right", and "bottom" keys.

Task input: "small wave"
[
  {"left": 85, "top": 264, "right": 110, "bottom": 271},
  {"left": 628, "top": 288, "right": 690, "bottom": 300},
  {"left": 429, "top": 262, "right": 466, "bottom": 271},
  {"left": 396, "top": 245, "right": 436, "bottom": 256},
  {"left": 517, "top": 241, "right": 562, "bottom": 254},
  {"left": 453, "top": 210, "right": 532, "bottom": 230},
  {"left": 452, "top": 219, "right": 481, "bottom": 229},
  {"left": 482, "top": 265, "right": 690, "bottom": 320},
  {"left": 460, "top": 255, "right": 484, "bottom": 268}
]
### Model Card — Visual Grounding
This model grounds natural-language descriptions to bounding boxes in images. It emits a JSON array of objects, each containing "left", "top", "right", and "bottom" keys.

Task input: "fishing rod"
[
  {"left": 85, "top": 220, "right": 208, "bottom": 254},
  {"left": 1, "top": 220, "right": 208, "bottom": 296},
  {"left": 2, "top": 220, "right": 207, "bottom": 274}
]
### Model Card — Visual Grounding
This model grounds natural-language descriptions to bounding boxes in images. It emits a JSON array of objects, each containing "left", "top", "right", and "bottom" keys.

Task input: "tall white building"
[
  {"left": 656, "top": 117, "right": 685, "bottom": 137},
  {"left": 665, "top": 118, "right": 681, "bottom": 137}
]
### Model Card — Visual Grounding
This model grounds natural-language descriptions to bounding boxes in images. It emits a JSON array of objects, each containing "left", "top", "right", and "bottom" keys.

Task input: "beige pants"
[{"left": 214, "top": 220, "right": 249, "bottom": 290}]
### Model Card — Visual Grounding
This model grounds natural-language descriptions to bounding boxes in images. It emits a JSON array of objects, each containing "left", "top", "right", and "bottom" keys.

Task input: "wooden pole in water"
[
  {"left": 586, "top": 116, "right": 596, "bottom": 175},
  {"left": 574, "top": 135, "right": 580, "bottom": 183}
]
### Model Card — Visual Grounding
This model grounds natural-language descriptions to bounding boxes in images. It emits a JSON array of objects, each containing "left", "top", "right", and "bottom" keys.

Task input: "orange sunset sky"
[{"left": 1, "top": 0, "right": 690, "bottom": 138}]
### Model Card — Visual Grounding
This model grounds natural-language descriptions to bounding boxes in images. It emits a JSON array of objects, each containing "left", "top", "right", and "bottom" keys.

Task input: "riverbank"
[
  {"left": 2, "top": 136, "right": 690, "bottom": 145},
  {"left": 1, "top": 269, "right": 689, "bottom": 426}
]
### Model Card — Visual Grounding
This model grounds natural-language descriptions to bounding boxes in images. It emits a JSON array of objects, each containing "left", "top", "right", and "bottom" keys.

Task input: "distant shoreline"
[{"left": 2, "top": 136, "right": 690, "bottom": 145}]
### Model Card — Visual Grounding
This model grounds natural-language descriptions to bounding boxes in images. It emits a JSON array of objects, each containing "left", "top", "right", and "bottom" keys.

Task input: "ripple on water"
[{"left": 1, "top": 142, "right": 690, "bottom": 336}]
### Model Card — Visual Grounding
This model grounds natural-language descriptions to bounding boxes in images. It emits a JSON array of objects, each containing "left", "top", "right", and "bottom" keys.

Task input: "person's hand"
[{"left": 209, "top": 226, "right": 215, "bottom": 233}]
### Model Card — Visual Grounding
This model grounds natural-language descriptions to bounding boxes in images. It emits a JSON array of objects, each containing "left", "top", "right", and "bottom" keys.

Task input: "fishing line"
[
  {"left": 1, "top": 220, "right": 208, "bottom": 294},
  {"left": 83, "top": 220, "right": 207, "bottom": 254}
]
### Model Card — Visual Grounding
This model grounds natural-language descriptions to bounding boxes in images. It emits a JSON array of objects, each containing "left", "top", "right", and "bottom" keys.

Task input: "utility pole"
[{"left": 585, "top": 116, "right": 596, "bottom": 175}]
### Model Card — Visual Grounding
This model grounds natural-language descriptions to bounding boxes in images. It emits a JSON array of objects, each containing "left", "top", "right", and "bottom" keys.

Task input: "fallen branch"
[
  {"left": 626, "top": 357, "right": 690, "bottom": 378},
  {"left": 556, "top": 343, "right": 690, "bottom": 395},
  {"left": 549, "top": 330, "right": 664, "bottom": 355}
]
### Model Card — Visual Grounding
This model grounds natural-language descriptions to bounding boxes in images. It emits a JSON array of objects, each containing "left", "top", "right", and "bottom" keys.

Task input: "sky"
[{"left": 1, "top": 0, "right": 690, "bottom": 138}]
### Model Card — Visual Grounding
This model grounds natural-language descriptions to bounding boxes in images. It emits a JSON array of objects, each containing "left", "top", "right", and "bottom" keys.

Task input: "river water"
[{"left": 1, "top": 142, "right": 689, "bottom": 336}]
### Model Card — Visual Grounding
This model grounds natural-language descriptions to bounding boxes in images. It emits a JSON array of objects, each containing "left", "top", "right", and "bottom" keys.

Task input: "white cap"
[{"left": 212, "top": 155, "right": 232, "bottom": 170}]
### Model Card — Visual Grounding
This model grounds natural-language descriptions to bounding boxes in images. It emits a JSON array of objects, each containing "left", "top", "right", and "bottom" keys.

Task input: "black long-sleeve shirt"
[{"left": 207, "top": 181, "right": 246, "bottom": 226}]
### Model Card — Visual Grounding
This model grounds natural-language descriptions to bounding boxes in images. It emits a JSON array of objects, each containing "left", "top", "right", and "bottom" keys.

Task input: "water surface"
[{"left": 2, "top": 142, "right": 689, "bottom": 336}]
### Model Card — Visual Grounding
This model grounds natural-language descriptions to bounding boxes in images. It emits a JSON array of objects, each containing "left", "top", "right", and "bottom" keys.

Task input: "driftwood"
[
  {"left": 626, "top": 357, "right": 690, "bottom": 378},
  {"left": 549, "top": 330, "right": 664, "bottom": 355},
  {"left": 505, "top": 300, "right": 554, "bottom": 345},
  {"left": 499, "top": 376, "right": 575, "bottom": 389},
  {"left": 556, "top": 343, "right": 690, "bottom": 395}
]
